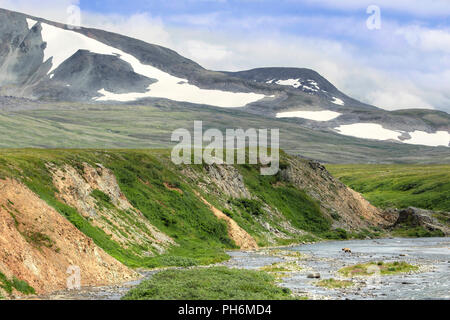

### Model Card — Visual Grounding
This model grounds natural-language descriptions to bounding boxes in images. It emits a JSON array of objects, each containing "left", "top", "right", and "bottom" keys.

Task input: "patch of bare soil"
[
  {"left": 163, "top": 182, "right": 183, "bottom": 194},
  {"left": 0, "top": 178, "right": 138, "bottom": 295},
  {"left": 196, "top": 192, "right": 258, "bottom": 250}
]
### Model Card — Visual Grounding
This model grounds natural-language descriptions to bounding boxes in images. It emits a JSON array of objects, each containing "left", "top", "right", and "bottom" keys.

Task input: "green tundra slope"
[
  {"left": 1, "top": 100, "right": 449, "bottom": 164},
  {"left": 327, "top": 164, "right": 450, "bottom": 212}
]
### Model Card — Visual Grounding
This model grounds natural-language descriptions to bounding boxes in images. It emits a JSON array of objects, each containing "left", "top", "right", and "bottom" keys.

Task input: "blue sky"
[
  {"left": 2, "top": 0, "right": 450, "bottom": 112},
  {"left": 77, "top": 0, "right": 450, "bottom": 46}
]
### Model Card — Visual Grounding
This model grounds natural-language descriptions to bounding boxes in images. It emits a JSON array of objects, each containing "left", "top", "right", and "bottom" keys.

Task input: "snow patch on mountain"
[
  {"left": 305, "top": 80, "right": 319, "bottom": 92},
  {"left": 273, "top": 79, "right": 302, "bottom": 88},
  {"left": 308, "top": 80, "right": 319, "bottom": 87},
  {"left": 267, "top": 78, "right": 320, "bottom": 92},
  {"left": 403, "top": 131, "right": 450, "bottom": 147},
  {"left": 37, "top": 22, "right": 265, "bottom": 107},
  {"left": 95, "top": 85, "right": 265, "bottom": 108},
  {"left": 334, "top": 123, "right": 449, "bottom": 147},
  {"left": 277, "top": 110, "right": 341, "bottom": 122},
  {"left": 335, "top": 123, "right": 402, "bottom": 141},
  {"left": 332, "top": 97, "right": 345, "bottom": 106},
  {"left": 26, "top": 18, "right": 36, "bottom": 30}
]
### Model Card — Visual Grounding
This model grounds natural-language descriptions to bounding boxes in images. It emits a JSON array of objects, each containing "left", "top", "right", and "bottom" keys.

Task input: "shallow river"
[
  {"left": 36, "top": 237, "right": 449, "bottom": 300},
  {"left": 225, "top": 237, "right": 450, "bottom": 300}
]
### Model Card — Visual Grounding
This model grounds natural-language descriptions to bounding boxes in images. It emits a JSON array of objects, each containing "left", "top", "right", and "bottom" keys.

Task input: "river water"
[
  {"left": 225, "top": 237, "right": 450, "bottom": 300},
  {"left": 35, "top": 237, "right": 449, "bottom": 300}
]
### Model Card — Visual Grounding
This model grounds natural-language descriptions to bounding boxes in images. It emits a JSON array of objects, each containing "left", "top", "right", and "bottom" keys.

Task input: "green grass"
[
  {"left": 259, "top": 262, "right": 303, "bottom": 273},
  {"left": 231, "top": 198, "right": 265, "bottom": 216},
  {"left": 392, "top": 226, "right": 445, "bottom": 238},
  {"left": 269, "top": 250, "right": 303, "bottom": 259},
  {"left": 91, "top": 189, "right": 113, "bottom": 208},
  {"left": 0, "top": 148, "right": 402, "bottom": 279},
  {"left": 433, "top": 212, "right": 450, "bottom": 226},
  {"left": 122, "top": 267, "right": 292, "bottom": 300},
  {"left": 327, "top": 164, "right": 450, "bottom": 212},
  {"left": 338, "top": 261, "right": 419, "bottom": 277},
  {"left": 0, "top": 272, "right": 35, "bottom": 296},
  {"left": 104, "top": 151, "right": 236, "bottom": 266},
  {"left": 238, "top": 162, "right": 332, "bottom": 235},
  {"left": 23, "top": 231, "right": 55, "bottom": 249},
  {"left": 316, "top": 279, "right": 354, "bottom": 289}
]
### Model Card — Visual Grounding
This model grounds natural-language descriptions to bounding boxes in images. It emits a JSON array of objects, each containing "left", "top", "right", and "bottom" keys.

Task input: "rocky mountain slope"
[
  {"left": 0, "top": 8, "right": 449, "bottom": 148},
  {"left": 226, "top": 67, "right": 375, "bottom": 110},
  {"left": 0, "top": 149, "right": 396, "bottom": 297}
]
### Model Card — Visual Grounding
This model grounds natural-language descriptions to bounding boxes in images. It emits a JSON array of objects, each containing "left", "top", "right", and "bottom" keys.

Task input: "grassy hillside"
[
  {"left": 0, "top": 149, "right": 233, "bottom": 268},
  {"left": 327, "top": 164, "right": 450, "bottom": 212},
  {"left": 0, "top": 149, "right": 363, "bottom": 272},
  {"left": 238, "top": 164, "right": 330, "bottom": 234}
]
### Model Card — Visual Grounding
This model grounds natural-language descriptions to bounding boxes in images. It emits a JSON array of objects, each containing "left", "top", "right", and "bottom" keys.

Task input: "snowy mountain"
[
  {"left": 225, "top": 67, "right": 373, "bottom": 110},
  {"left": 0, "top": 8, "right": 449, "bottom": 148}
]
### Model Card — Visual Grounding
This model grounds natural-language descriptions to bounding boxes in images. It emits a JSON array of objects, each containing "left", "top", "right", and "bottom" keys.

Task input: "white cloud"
[
  {"left": 0, "top": 0, "right": 78, "bottom": 22},
  {"left": 299, "top": 0, "right": 450, "bottom": 17},
  {"left": 184, "top": 40, "right": 232, "bottom": 63},
  {"left": 168, "top": 12, "right": 224, "bottom": 27},
  {"left": 396, "top": 26, "right": 450, "bottom": 53},
  {"left": 82, "top": 12, "right": 172, "bottom": 47}
]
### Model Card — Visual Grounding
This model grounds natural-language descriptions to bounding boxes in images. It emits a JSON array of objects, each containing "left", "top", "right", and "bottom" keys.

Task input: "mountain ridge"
[{"left": 0, "top": 7, "right": 449, "bottom": 148}]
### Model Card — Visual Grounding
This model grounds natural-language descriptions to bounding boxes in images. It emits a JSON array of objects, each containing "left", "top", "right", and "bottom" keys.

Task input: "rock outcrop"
[
  {"left": 184, "top": 156, "right": 394, "bottom": 235},
  {"left": 390, "top": 207, "right": 449, "bottom": 236},
  {"left": 183, "top": 164, "right": 252, "bottom": 199},
  {"left": 280, "top": 157, "right": 396, "bottom": 230},
  {"left": 50, "top": 163, "right": 175, "bottom": 255}
]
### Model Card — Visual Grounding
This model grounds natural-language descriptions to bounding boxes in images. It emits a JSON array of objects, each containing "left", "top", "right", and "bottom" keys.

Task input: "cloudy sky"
[{"left": 1, "top": 0, "right": 450, "bottom": 112}]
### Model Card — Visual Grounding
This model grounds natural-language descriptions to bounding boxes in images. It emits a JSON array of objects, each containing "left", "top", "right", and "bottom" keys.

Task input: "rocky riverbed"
[
  {"left": 27, "top": 237, "right": 449, "bottom": 300},
  {"left": 224, "top": 237, "right": 450, "bottom": 300}
]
